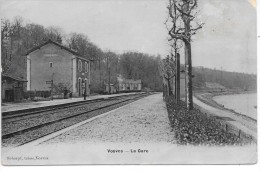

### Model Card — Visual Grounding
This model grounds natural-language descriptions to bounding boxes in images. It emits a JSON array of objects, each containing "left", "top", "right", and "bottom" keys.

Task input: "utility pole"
[
  {"left": 99, "top": 57, "right": 102, "bottom": 90},
  {"left": 107, "top": 54, "right": 111, "bottom": 94},
  {"left": 184, "top": 52, "right": 187, "bottom": 105},
  {"left": 108, "top": 66, "right": 111, "bottom": 94},
  {"left": 176, "top": 53, "right": 180, "bottom": 102},
  {"left": 51, "top": 79, "right": 53, "bottom": 100},
  {"left": 51, "top": 72, "right": 54, "bottom": 101},
  {"left": 173, "top": 56, "right": 177, "bottom": 99},
  {"left": 84, "top": 81, "right": 87, "bottom": 100},
  {"left": 174, "top": 75, "right": 176, "bottom": 99},
  {"left": 220, "top": 66, "right": 223, "bottom": 85},
  {"left": 173, "top": 40, "right": 178, "bottom": 101}
]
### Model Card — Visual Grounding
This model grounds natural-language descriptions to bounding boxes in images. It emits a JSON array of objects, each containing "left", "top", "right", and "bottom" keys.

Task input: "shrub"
[{"left": 165, "top": 96, "right": 243, "bottom": 145}]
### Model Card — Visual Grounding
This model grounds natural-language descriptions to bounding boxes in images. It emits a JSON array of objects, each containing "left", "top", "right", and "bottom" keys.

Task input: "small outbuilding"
[
  {"left": 104, "top": 83, "right": 117, "bottom": 94},
  {"left": 1, "top": 73, "right": 27, "bottom": 102},
  {"left": 117, "top": 76, "right": 142, "bottom": 92}
]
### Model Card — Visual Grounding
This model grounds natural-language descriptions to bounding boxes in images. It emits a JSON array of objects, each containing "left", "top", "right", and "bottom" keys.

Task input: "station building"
[
  {"left": 117, "top": 76, "right": 142, "bottom": 92},
  {"left": 103, "top": 76, "right": 142, "bottom": 94},
  {"left": 26, "top": 39, "right": 91, "bottom": 97},
  {"left": 118, "top": 79, "right": 142, "bottom": 92}
]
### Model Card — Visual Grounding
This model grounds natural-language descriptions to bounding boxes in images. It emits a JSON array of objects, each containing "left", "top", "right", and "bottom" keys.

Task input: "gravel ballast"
[
  {"left": 43, "top": 93, "right": 175, "bottom": 144},
  {"left": 2, "top": 94, "right": 147, "bottom": 148}
]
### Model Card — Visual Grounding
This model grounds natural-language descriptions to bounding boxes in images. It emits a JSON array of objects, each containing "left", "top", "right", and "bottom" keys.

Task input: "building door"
[
  {"left": 14, "top": 87, "right": 23, "bottom": 101},
  {"left": 5, "top": 90, "right": 14, "bottom": 102},
  {"left": 78, "top": 78, "right": 82, "bottom": 96}
]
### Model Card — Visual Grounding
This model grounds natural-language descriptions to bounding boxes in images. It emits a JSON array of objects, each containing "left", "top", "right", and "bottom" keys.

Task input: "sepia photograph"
[{"left": 0, "top": 0, "right": 257, "bottom": 165}]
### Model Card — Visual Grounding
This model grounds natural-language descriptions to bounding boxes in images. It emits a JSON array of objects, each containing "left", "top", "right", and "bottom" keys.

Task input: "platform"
[{"left": 1, "top": 92, "right": 140, "bottom": 113}]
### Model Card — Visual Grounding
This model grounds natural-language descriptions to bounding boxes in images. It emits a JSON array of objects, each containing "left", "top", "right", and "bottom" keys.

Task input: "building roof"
[
  {"left": 122, "top": 79, "right": 141, "bottom": 84},
  {"left": 104, "top": 83, "right": 115, "bottom": 86},
  {"left": 25, "top": 39, "right": 80, "bottom": 56},
  {"left": 25, "top": 39, "right": 93, "bottom": 62},
  {"left": 2, "top": 73, "right": 27, "bottom": 82}
]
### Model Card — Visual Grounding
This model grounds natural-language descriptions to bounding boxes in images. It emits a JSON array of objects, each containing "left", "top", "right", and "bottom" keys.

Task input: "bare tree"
[
  {"left": 170, "top": 39, "right": 183, "bottom": 102},
  {"left": 1, "top": 18, "right": 12, "bottom": 74},
  {"left": 166, "top": 0, "right": 203, "bottom": 110},
  {"left": 165, "top": 1, "right": 183, "bottom": 102},
  {"left": 44, "top": 26, "right": 63, "bottom": 43},
  {"left": 1, "top": 17, "right": 24, "bottom": 74},
  {"left": 159, "top": 56, "right": 175, "bottom": 96}
]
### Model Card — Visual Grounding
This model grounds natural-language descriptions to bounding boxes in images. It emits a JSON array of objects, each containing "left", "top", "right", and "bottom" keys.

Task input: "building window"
[
  {"left": 49, "top": 62, "right": 53, "bottom": 68},
  {"left": 85, "top": 62, "right": 88, "bottom": 73},
  {"left": 134, "top": 84, "right": 137, "bottom": 90},
  {"left": 78, "top": 60, "right": 82, "bottom": 72}
]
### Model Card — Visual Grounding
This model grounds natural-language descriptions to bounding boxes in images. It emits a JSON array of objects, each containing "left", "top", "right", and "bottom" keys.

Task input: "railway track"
[
  {"left": 2, "top": 93, "right": 140, "bottom": 120},
  {"left": 2, "top": 93, "right": 151, "bottom": 148},
  {"left": 2, "top": 94, "right": 138, "bottom": 123}
]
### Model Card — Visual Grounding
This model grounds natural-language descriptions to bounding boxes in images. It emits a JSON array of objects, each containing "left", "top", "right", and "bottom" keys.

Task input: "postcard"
[{"left": 1, "top": 0, "right": 257, "bottom": 165}]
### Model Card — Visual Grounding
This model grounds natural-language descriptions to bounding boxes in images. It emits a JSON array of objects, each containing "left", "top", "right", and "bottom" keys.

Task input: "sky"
[{"left": 0, "top": 0, "right": 257, "bottom": 74}]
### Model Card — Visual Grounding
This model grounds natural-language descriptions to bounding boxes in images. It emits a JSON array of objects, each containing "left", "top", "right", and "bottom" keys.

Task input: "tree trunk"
[
  {"left": 185, "top": 41, "right": 193, "bottom": 110},
  {"left": 183, "top": 0, "right": 193, "bottom": 110},
  {"left": 163, "top": 84, "right": 165, "bottom": 98},
  {"left": 167, "top": 78, "right": 172, "bottom": 96},
  {"left": 166, "top": 83, "right": 169, "bottom": 96}
]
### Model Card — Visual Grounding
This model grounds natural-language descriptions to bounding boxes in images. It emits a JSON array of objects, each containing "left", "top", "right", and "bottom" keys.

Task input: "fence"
[
  {"left": 218, "top": 119, "right": 256, "bottom": 144},
  {"left": 24, "top": 90, "right": 51, "bottom": 99}
]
